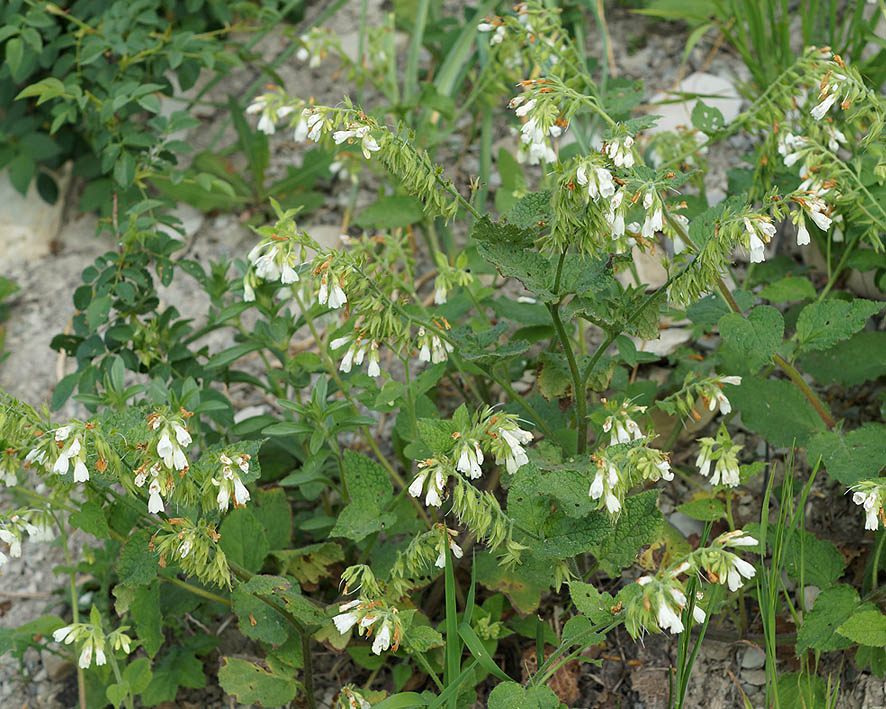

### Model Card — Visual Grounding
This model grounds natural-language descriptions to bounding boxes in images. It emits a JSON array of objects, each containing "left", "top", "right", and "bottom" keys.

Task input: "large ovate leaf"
[
  {"left": 728, "top": 377, "right": 826, "bottom": 446},
  {"left": 117, "top": 529, "right": 160, "bottom": 587},
  {"left": 570, "top": 582, "right": 616, "bottom": 625},
  {"left": 328, "top": 450, "right": 395, "bottom": 542},
  {"left": 218, "top": 657, "right": 300, "bottom": 707},
  {"left": 795, "top": 299, "right": 883, "bottom": 353},
  {"left": 475, "top": 552, "right": 553, "bottom": 614},
  {"left": 594, "top": 490, "right": 663, "bottom": 575},
  {"left": 806, "top": 423, "right": 886, "bottom": 486},
  {"left": 799, "top": 332, "right": 886, "bottom": 387},
  {"left": 797, "top": 585, "right": 863, "bottom": 653},
  {"left": 838, "top": 609, "right": 886, "bottom": 647},
  {"left": 219, "top": 507, "right": 270, "bottom": 573},
  {"left": 718, "top": 305, "right": 783, "bottom": 372}
]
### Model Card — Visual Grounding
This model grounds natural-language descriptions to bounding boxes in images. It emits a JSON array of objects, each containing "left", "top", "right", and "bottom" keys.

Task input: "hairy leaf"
[
  {"left": 806, "top": 424, "right": 886, "bottom": 486},
  {"left": 796, "top": 299, "right": 883, "bottom": 353}
]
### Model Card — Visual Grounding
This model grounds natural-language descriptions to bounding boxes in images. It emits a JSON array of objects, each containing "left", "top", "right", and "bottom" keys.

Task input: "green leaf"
[
  {"left": 758, "top": 276, "right": 816, "bottom": 303},
  {"left": 728, "top": 377, "right": 826, "bottom": 446},
  {"left": 328, "top": 450, "right": 395, "bottom": 542},
  {"left": 718, "top": 305, "right": 784, "bottom": 372},
  {"left": 797, "top": 584, "right": 861, "bottom": 653},
  {"left": 476, "top": 242, "right": 557, "bottom": 300},
  {"left": 677, "top": 495, "right": 726, "bottom": 522},
  {"left": 141, "top": 644, "right": 208, "bottom": 706},
  {"left": 475, "top": 552, "right": 553, "bottom": 614},
  {"left": 806, "top": 423, "right": 886, "bottom": 486},
  {"left": 6, "top": 38, "right": 24, "bottom": 82},
  {"left": 506, "top": 191, "right": 553, "bottom": 230},
  {"left": 271, "top": 542, "right": 343, "bottom": 585},
  {"left": 690, "top": 100, "right": 725, "bottom": 133},
  {"left": 238, "top": 574, "right": 327, "bottom": 628},
  {"left": 486, "top": 682, "right": 560, "bottom": 709},
  {"left": 219, "top": 508, "right": 270, "bottom": 573},
  {"left": 253, "top": 488, "right": 292, "bottom": 550},
  {"left": 232, "top": 585, "right": 290, "bottom": 645},
  {"left": 570, "top": 582, "right": 616, "bottom": 625},
  {"left": 7, "top": 153, "right": 35, "bottom": 194},
  {"left": 205, "top": 343, "right": 261, "bottom": 369},
  {"left": 795, "top": 299, "right": 883, "bottom": 353},
  {"left": 594, "top": 490, "right": 663, "bottom": 575},
  {"left": 69, "top": 500, "right": 112, "bottom": 539},
  {"left": 775, "top": 673, "right": 827, "bottom": 709},
  {"left": 509, "top": 462, "right": 597, "bottom": 519},
  {"left": 533, "top": 510, "right": 612, "bottom": 559},
  {"left": 799, "top": 332, "right": 886, "bottom": 387},
  {"left": 125, "top": 657, "right": 153, "bottom": 693},
  {"left": 218, "top": 657, "right": 300, "bottom": 707},
  {"left": 838, "top": 609, "right": 886, "bottom": 647},
  {"left": 117, "top": 530, "right": 159, "bottom": 587},
  {"left": 354, "top": 195, "right": 425, "bottom": 229},
  {"left": 776, "top": 526, "right": 845, "bottom": 589},
  {"left": 130, "top": 585, "right": 164, "bottom": 658},
  {"left": 403, "top": 624, "right": 444, "bottom": 653}
]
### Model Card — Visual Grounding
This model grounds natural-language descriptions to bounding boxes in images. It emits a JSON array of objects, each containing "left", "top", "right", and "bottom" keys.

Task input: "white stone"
[
  {"left": 741, "top": 646, "right": 766, "bottom": 670},
  {"left": 0, "top": 163, "right": 71, "bottom": 263},
  {"left": 630, "top": 328, "right": 692, "bottom": 358},
  {"left": 668, "top": 511, "right": 704, "bottom": 539}
]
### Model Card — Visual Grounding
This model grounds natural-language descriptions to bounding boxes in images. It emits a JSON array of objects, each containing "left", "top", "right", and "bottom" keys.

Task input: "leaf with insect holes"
[
  {"left": 218, "top": 657, "right": 300, "bottom": 707},
  {"left": 795, "top": 299, "right": 883, "bottom": 353},
  {"left": 570, "top": 582, "right": 617, "bottom": 625},
  {"left": 691, "top": 100, "right": 725, "bottom": 134}
]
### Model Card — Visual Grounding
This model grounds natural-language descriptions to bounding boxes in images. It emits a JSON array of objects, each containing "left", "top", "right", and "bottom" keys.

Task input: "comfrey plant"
[{"left": 2, "top": 2, "right": 886, "bottom": 707}]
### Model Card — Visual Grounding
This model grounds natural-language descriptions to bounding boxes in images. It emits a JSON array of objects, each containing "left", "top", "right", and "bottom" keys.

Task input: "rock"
[
  {"left": 648, "top": 72, "right": 742, "bottom": 136},
  {"left": 616, "top": 246, "right": 669, "bottom": 290},
  {"left": 741, "top": 646, "right": 766, "bottom": 670},
  {"left": 741, "top": 669, "right": 767, "bottom": 686},
  {"left": 669, "top": 511, "right": 705, "bottom": 539},
  {"left": 0, "top": 163, "right": 72, "bottom": 263},
  {"left": 630, "top": 327, "right": 692, "bottom": 357},
  {"left": 804, "top": 585, "right": 821, "bottom": 611},
  {"left": 41, "top": 649, "right": 74, "bottom": 683}
]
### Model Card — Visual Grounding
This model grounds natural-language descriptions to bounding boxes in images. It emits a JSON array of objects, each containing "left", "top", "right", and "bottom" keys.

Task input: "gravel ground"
[{"left": 1, "top": 2, "right": 884, "bottom": 707}]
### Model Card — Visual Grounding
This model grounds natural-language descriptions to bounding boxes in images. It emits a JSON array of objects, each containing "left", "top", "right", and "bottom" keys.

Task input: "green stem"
[
  {"left": 548, "top": 303, "right": 587, "bottom": 452},
  {"left": 162, "top": 575, "right": 232, "bottom": 607},
  {"left": 715, "top": 278, "right": 835, "bottom": 428},
  {"left": 108, "top": 653, "right": 134, "bottom": 709}
]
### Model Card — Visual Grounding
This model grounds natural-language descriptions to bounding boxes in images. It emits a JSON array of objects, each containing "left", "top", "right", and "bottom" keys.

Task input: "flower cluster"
[
  {"left": 134, "top": 410, "right": 193, "bottom": 514},
  {"left": 407, "top": 407, "right": 533, "bottom": 509},
  {"left": 695, "top": 426, "right": 743, "bottom": 488},
  {"left": 850, "top": 480, "right": 886, "bottom": 531},
  {"left": 658, "top": 373, "right": 742, "bottom": 422},
  {"left": 246, "top": 91, "right": 294, "bottom": 135},
  {"left": 211, "top": 453, "right": 252, "bottom": 512},
  {"left": 416, "top": 325, "right": 454, "bottom": 365},
  {"left": 477, "top": 17, "right": 506, "bottom": 44},
  {"left": 508, "top": 81, "right": 565, "bottom": 165},
  {"left": 24, "top": 423, "right": 96, "bottom": 484},
  {"left": 433, "top": 525, "right": 464, "bottom": 568},
  {"left": 623, "top": 530, "right": 757, "bottom": 637},
  {"left": 601, "top": 398, "right": 646, "bottom": 445},
  {"left": 53, "top": 617, "right": 132, "bottom": 670},
  {"left": 588, "top": 444, "right": 672, "bottom": 515},
  {"left": 333, "top": 598, "right": 403, "bottom": 655},
  {"left": 696, "top": 530, "right": 758, "bottom": 591},
  {"left": 244, "top": 238, "right": 301, "bottom": 300},
  {"left": 625, "top": 565, "right": 705, "bottom": 637},
  {"left": 331, "top": 335, "right": 381, "bottom": 378},
  {"left": 0, "top": 511, "right": 54, "bottom": 567}
]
